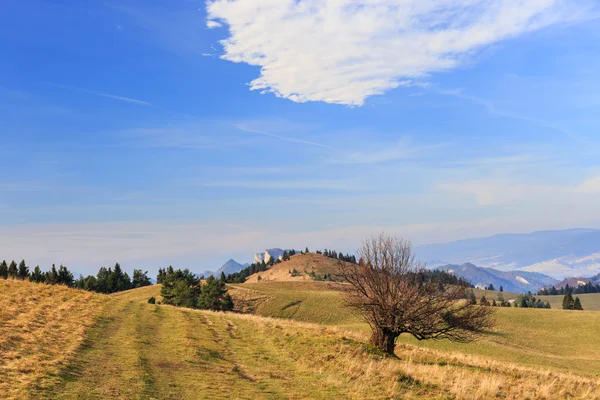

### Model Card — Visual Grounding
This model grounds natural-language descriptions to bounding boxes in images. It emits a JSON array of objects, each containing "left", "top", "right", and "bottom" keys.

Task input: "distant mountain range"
[
  {"left": 551, "top": 274, "right": 600, "bottom": 290},
  {"left": 200, "top": 248, "right": 290, "bottom": 278},
  {"left": 416, "top": 229, "right": 600, "bottom": 279},
  {"left": 200, "top": 259, "right": 250, "bottom": 278},
  {"left": 435, "top": 263, "right": 557, "bottom": 293}
]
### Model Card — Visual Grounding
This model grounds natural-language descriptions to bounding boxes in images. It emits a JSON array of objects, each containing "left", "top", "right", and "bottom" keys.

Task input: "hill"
[
  {"left": 5, "top": 278, "right": 600, "bottom": 399},
  {"left": 0, "top": 279, "right": 107, "bottom": 399},
  {"left": 435, "top": 263, "right": 557, "bottom": 293},
  {"left": 416, "top": 229, "right": 600, "bottom": 279},
  {"left": 233, "top": 281, "right": 600, "bottom": 377},
  {"left": 244, "top": 252, "right": 347, "bottom": 283}
]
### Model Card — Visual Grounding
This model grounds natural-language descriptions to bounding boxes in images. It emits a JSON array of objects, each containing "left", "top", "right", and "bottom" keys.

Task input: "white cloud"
[
  {"left": 206, "top": 0, "right": 589, "bottom": 106},
  {"left": 206, "top": 20, "right": 222, "bottom": 28}
]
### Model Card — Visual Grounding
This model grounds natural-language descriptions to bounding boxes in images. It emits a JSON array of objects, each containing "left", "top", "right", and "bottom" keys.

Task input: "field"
[
  {"left": 234, "top": 281, "right": 600, "bottom": 376},
  {"left": 3, "top": 279, "right": 600, "bottom": 399},
  {"left": 0, "top": 279, "right": 107, "bottom": 399}
]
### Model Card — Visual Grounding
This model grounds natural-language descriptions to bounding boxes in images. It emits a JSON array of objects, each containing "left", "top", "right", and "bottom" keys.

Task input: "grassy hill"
[
  {"left": 232, "top": 281, "right": 600, "bottom": 376},
  {"left": 3, "top": 279, "right": 600, "bottom": 399},
  {"left": 0, "top": 279, "right": 107, "bottom": 399},
  {"left": 244, "top": 253, "right": 346, "bottom": 283}
]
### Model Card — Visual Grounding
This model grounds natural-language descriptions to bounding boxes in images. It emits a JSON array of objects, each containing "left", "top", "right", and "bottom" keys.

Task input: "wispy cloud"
[
  {"left": 236, "top": 123, "right": 333, "bottom": 150},
  {"left": 207, "top": 0, "right": 592, "bottom": 106},
  {"left": 50, "top": 83, "right": 155, "bottom": 107},
  {"left": 437, "top": 88, "right": 589, "bottom": 142},
  {"left": 329, "top": 140, "right": 446, "bottom": 164},
  {"left": 203, "top": 180, "right": 359, "bottom": 190}
]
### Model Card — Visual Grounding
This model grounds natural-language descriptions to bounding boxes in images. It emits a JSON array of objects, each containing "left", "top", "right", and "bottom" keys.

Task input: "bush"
[{"left": 147, "top": 297, "right": 156, "bottom": 304}]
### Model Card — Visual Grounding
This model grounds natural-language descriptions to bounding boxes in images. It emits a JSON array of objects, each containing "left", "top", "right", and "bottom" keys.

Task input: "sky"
[{"left": 1, "top": 0, "right": 600, "bottom": 275}]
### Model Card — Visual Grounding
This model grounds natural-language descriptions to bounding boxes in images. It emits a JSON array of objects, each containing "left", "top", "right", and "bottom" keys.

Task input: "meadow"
[{"left": 3, "top": 277, "right": 600, "bottom": 399}]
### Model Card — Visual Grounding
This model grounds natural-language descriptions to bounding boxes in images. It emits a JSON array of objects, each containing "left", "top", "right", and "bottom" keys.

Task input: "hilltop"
[{"left": 244, "top": 252, "right": 348, "bottom": 283}]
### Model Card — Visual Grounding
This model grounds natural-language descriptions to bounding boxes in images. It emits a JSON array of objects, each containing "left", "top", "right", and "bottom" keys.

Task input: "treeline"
[
  {"left": 157, "top": 267, "right": 233, "bottom": 311},
  {"left": 538, "top": 281, "right": 600, "bottom": 296},
  {"left": 225, "top": 260, "right": 271, "bottom": 283},
  {"left": 314, "top": 248, "right": 357, "bottom": 264},
  {"left": 468, "top": 291, "right": 551, "bottom": 308},
  {"left": 0, "top": 259, "right": 152, "bottom": 294}
]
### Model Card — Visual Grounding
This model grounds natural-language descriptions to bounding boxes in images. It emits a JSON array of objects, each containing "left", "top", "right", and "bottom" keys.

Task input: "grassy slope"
[
  {"left": 234, "top": 281, "right": 600, "bottom": 376},
  {"left": 4, "top": 280, "right": 600, "bottom": 399},
  {"left": 40, "top": 285, "right": 448, "bottom": 400},
  {"left": 244, "top": 253, "right": 347, "bottom": 283},
  {"left": 0, "top": 279, "right": 107, "bottom": 399}
]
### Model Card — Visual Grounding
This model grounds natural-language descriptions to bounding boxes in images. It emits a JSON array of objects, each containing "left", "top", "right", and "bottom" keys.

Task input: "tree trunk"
[{"left": 370, "top": 329, "right": 398, "bottom": 355}]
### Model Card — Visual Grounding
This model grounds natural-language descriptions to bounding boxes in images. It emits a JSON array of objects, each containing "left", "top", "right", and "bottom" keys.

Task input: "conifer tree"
[
  {"left": 57, "top": 265, "right": 75, "bottom": 287},
  {"left": 573, "top": 297, "right": 583, "bottom": 310},
  {"left": 562, "top": 292, "right": 575, "bottom": 310},
  {"left": 221, "top": 294, "right": 234, "bottom": 311},
  {"left": 30, "top": 266, "right": 44, "bottom": 283},
  {"left": 17, "top": 260, "right": 29, "bottom": 280},
  {"left": 479, "top": 295, "right": 490, "bottom": 306},
  {"left": 220, "top": 271, "right": 227, "bottom": 282},
  {"left": 46, "top": 264, "right": 58, "bottom": 284},
  {"left": 8, "top": 261, "right": 18, "bottom": 278},
  {"left": 0, "top": 260, "right": 8, "bottom": 279},
  {"left": 132, "top": 269, "right": 152, "bottom": 288}
]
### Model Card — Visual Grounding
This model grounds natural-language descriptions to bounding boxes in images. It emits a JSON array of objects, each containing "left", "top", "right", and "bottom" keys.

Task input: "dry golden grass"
[
  {"left": 5, "top": 279, "right": 600, "bottom": 399},
  {"left": 201, "top": 311, "right": 600, "bottom": 399},
  {"left": 0, "top": 279, "right": 107, "bottom": 399},
  {"left": 244, "top": 252, "right": 349, "bottom": 283}
]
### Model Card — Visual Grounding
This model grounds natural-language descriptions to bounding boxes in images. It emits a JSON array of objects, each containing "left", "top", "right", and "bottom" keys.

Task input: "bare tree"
[{"left": 338, "top": 234, "right": 494, "bottom": 355}]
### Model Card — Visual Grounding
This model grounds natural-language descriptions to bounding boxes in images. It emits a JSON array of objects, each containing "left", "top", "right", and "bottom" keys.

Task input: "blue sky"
[{"left": 1, "top": 0, "right": 600, "bottom": 275}]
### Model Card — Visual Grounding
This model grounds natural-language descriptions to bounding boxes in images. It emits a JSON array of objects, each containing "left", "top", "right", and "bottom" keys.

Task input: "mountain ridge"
[{"left": 417, "top": 228, "right": 600, "bottom": 279}]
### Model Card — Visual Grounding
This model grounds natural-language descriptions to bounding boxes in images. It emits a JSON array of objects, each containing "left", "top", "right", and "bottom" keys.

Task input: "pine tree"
[
  {"left": 562, "top": 292, "right": 575, "bottom": 310},
  {"left": 57, "top": 265, "right": 75, "bottom": 287},
  {"left": 479, "top": 295, "right": 489, "bottom": 306},
  {"left": 221, "top": 294, "right": 234, "bottom": 311},
  {"left": 30, "top": 266, "right": 44, "bottom": 283},
  {"left": 8, "top": 261, "right": 18, "bottom": 278},
  {"left": 573, "top": 297, "right": 583, "bottom": 310},
  {"left": 305, "top": 247, "right": 309, "bottom": 253},
  {"left": 499, "top": 286, "right": 503, "bottom": 292},
  {"left": 468, "top": 291, "right": 477, "bottom": 305},
  {"left": 488, "top": 283, "right": 495, "bottom": 291},
  {"left": 132, "top": 269, "right": 152, "bottom": 288},
  {"left": 220, "top": 271, "right": 227, "bottom": 282},
  {"left": 46, "top": 264, "right": 58, "bottom": 284},
  {"left": 17, "top": 260, "right": 29, "bottom": 280},
  {"left": 0, "top": 260, "right": 8, "bottom": 279}
]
